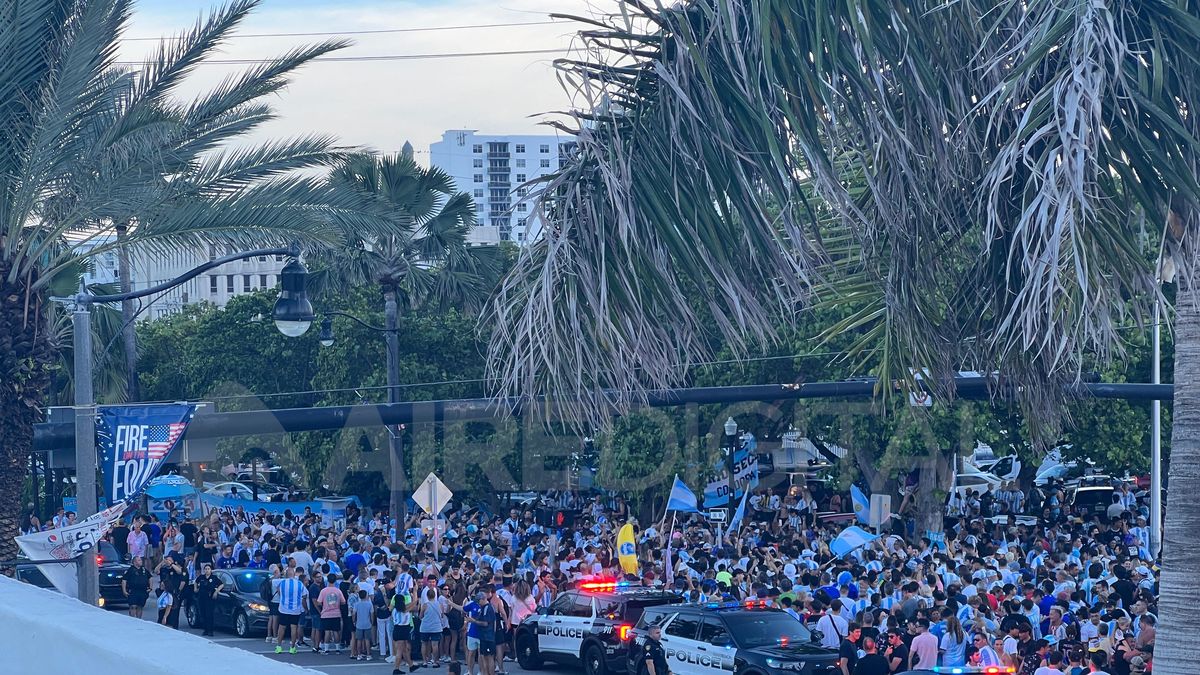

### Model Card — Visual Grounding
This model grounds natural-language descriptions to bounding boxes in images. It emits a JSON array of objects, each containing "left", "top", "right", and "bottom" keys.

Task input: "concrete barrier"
[{"left": 0, "top": 576, "right": 321, "bottom": 674}]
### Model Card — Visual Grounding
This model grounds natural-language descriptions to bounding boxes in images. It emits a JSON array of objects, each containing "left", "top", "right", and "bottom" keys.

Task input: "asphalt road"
[{"left": 125, "top": 602, "right": 567, "bottom": 675}]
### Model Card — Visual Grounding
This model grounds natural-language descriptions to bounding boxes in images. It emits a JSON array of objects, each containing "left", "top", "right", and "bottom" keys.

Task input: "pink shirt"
[
  {"left": 127, "top": 530, "right": 149, "bottom": 559},
  {"left": 317, "top": 586, "right": 345, "bottom": 619},
  {"left": 910, "top": 632, "right": 939, "bottom": 670}
]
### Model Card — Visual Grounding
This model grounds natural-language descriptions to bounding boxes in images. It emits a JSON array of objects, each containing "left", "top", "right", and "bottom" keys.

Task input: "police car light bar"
[
  {"left": 926, "top": 662, "right": 1012, "bottom": 667},
  {"left": 579, "top": 580, "right": 631, "bottom": 592}
]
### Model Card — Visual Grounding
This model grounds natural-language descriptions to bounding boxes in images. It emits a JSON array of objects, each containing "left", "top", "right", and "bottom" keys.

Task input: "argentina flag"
[
  {"left": 666, "top": 475, "right": 700, "bottom": 513},
  {"left": 830, "top": 525, "right": 880, "bottom": 558}
]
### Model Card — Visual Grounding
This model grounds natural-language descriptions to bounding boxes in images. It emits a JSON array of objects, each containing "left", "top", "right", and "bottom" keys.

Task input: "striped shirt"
[{"left": 277, "top": 578, "right": 308, "bottom": 615}]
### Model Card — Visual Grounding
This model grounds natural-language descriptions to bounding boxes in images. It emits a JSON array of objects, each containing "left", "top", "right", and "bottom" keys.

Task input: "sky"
[{"left": 121, "top": 0, "right": 604, "bottom": 161}]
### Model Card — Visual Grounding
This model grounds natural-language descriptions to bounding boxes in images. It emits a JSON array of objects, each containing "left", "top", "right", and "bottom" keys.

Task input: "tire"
[
  {"left": 515, "top": 630, "right": 543, "bottom": 670},
  {"left": 234, "top": 611, "right": 250, "bottom": 638},
  {"left": 186, "top": 604, "right": 199, "bottom": 628},
  {"left": 583, "top": 643, "right": 607, "bottom": 675}
]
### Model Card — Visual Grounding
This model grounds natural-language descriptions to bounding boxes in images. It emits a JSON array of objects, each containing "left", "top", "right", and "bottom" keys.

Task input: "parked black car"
[
  {"left": 15, "top": 540, "right": 131, "bottom": 610},
  {"left": 185, "top": 568, "right": 272, "bottom": 637}
]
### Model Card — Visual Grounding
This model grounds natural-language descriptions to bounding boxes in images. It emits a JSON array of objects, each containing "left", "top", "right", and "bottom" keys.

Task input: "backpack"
[
  {"left": 260, "top": 578, "right": 273, "bottom": 603},
  {"left": 374, "top": 590, "right": 391, "bottom": 620}
]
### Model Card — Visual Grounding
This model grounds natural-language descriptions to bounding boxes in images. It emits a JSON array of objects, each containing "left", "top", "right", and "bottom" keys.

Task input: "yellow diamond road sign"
[{"left": 413, "top": 473, "right": 453, "bottom": 516}]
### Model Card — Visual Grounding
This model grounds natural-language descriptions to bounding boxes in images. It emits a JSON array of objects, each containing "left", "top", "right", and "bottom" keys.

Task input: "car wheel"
[
  {"left": 234, "top": 611, "right": 249, "bottom": 638},
  {"left": 186, "top": 603, "right": 198, "bottom": 628},
  {"left": 515, "top": 630, "right": 543, "bottom": 670},
  {"left": 583, "top": 643, "right": 607, "bottom": 675}
]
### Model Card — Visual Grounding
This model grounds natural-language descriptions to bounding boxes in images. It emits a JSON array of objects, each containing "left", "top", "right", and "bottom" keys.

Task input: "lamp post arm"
[
  {"left": 68, "top": 247, "right": 294, "bottom": 305},
  {"left": 324, "top": 310, "right": 393, "bottom": 333}
]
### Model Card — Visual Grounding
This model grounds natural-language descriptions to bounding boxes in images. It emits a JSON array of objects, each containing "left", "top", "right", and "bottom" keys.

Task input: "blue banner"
[
  {"left": 199, "top": 494, "right": 361, "bottom": 527},
  {"left": 703, "top": 433, "right": 759, "bottom": 508},
  {"left": 98, "top": 404, "right": 196, "bottom": 505}
]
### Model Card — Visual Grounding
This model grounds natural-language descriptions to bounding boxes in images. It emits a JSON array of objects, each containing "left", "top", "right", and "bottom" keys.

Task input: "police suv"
[
  {"left": 626, "top": 602, "right": 840, "bottom": 675},
  {"left": 515, "top": 581, "right": 683, "bottom": 675}
]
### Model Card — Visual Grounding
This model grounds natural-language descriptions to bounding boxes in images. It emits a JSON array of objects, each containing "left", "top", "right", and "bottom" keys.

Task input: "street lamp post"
[
  {"left": 317, "top": 304, "right": 406, "bottom": 530},
  {"left": 58, "top": 247, "right": 312, "bottom": 606},
  {"left": 725, "top": 417, "right": 738, "bottom": 525}
]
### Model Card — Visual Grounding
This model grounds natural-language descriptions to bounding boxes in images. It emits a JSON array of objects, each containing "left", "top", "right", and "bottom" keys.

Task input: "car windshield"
[
  {"left": 233, "top": 570, "right": 270, "bottom": 594},
  {"left": 723, "top": 612, "right": 814, "bottom": 649}
]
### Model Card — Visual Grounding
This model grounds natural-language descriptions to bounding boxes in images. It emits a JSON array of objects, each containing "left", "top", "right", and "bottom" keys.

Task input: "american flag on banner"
[{"left": 147, "top": 422, "right": 187, "bottom": 459}]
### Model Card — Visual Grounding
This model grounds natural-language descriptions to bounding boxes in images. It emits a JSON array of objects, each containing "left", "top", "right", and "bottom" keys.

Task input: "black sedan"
[{"left": 185, "top": 568, "right": 273, "bottom": 637}]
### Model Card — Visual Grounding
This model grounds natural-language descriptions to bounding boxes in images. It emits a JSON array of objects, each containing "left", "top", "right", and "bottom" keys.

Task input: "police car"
[
  {"left": 515, "top": 580, "right": 683, "bottom": 675},
  {"left": 626, "top": 602, "right": 840, "bottom": 675}
]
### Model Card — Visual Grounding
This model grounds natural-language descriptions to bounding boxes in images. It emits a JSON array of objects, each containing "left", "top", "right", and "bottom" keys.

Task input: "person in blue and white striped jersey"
[{"left": 275, "top": 567, "right": 309, "bottom": 655}]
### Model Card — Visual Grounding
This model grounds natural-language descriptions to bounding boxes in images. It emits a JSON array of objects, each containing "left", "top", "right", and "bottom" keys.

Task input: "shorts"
[
  {"left": 128, "top": 594, "right": 148, "bottom": 607},
  {"left": 467, "top": 637, "right": 480, "bottom": 651},
  {"left": 479, "top": 641, "right": 496, "bottom": 656},
  {"left": 443, "top": 627, "right": 451, "bottom": 636},
  {"left": 322, "top": 617, "right": 342, "bottom": 633},
  {"left": 355, "top": 628, "right": 372, "bottom": 640},
  {"left": 393, "top": 625, "right": 412, "bottom": 642},
  {"left": 278, "top": 613, "right": 300, "bottom": 627},
  {"left": 420, "top": 631, "right": 441, "bottom": 643},
  {"left": 269, "top": 602, "right": 280, "bottom": 616}
]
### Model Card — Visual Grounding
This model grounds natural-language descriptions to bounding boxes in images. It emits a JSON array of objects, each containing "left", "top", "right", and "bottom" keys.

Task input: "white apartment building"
[
  {"left": 75, "top": 236, "right": 288, "bottom": 320},
  {"left": 429, "top": 130, "right": 576, "bottom": 245}
]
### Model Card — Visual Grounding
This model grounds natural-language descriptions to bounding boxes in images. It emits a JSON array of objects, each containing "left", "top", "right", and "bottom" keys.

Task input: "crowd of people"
[{"left": 19, "top": 474, "right": 1154, "bottom": 675}]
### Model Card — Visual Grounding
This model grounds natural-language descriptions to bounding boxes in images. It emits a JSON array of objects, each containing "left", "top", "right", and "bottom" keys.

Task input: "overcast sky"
[{"left": 122, "top": 0, "right": 603, "bottom": 161}]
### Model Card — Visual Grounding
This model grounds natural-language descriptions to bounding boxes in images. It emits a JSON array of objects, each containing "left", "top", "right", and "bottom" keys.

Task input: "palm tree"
[
  {"left": 0, "top": 0, "right": 387, "bottom": 561},
  {"left": 318, "top": 147, "right": 502, "bottom": 521},
  {"left": 486, "top": 2, "right": 1199, "bottom": 670}
]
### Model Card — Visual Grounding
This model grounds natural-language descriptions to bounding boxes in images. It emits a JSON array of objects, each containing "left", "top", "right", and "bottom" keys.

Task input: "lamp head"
[{"left": 272, "top": 259, "right": 314, "bottom": 337}]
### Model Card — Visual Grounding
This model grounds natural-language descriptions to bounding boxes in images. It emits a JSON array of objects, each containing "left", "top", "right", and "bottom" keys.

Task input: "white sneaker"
[{"left": 386, "top": 656, "right": 396, "bottom": 664}]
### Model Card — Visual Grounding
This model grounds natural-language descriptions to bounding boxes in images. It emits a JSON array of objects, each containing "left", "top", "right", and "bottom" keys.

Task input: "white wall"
[{"left": 0, "top": 576, "right": 320, "bottom": 675}]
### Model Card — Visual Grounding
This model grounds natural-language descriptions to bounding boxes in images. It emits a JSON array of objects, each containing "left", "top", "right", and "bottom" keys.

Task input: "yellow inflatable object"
[{"left": 617, "top": 523, "right": 638, "bottom": 574}]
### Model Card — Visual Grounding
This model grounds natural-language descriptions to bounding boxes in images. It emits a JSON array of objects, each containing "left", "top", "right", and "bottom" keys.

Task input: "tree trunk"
[
  {"left": 116, "top": 222, "right": 139, "bottom": 402},
  {"left": 1155, "top": 248, "right": 1200, "bottom": 675},
  {"left": 0, "top": 266, "right": 54, "bottom": 563}
]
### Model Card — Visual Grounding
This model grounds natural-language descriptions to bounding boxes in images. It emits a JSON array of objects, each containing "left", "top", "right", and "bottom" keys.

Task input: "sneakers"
[
  {"left": 274, "top": 646, "right": 283, "bottom": 655},
  {"left": 386, "top": 656, "right": 396, "bottom": 664},
  {"left": 441, "top": 656, "right": 451, "bottom": 663},
  {"left": 365, "top": 656, "right": 373, "bottom": 662},
  {"left": 288, "top": 647, "right": 297, "bottom": 655}
]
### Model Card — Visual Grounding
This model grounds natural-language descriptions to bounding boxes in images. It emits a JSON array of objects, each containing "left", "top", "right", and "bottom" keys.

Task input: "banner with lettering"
[
  {"left": 703, "top": 433, "right": 760, "bottom": 508},
  {"left": 15, "top": 501, "right": 129, "bottom": 597},
  {"left": 98, "top": 404, "right": 196, "bottom": 504}
]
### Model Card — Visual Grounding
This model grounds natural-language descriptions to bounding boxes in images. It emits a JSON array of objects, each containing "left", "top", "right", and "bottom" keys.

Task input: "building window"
[
  {"left": 474, "top": 174, "right": 483, "bottom": 183},
  {"left": 517, "top": 203, "right": 527, "bottom": 212},
  {"left": 226, "top": 275, "right": 235, "bottom": 293},
  {"left": 474, "top": 189, "right": 484, "bottom": 198},
  {"left": 517, "top": 232, "right": 526, "bottom": 242},
  {"left": 515, "top": 173, "right": 526, "bottom": 183},
  {"left": 243, "top": 274, "right": 252, "bottom": 291},
  {"left": 258, "top": 255, "right": 267, "bottom": 262},
  {"left": 518, "top": 217, "right": 528, "bottom": 227},
  {"left": 208, "top": 244, "right": 218, "bottom": 260},
  {"left": 517, "top": 187, "right": 528, "bottom": 197},
  {"left": 515, "top": 144, "right": 526, "bottom": 153},
  {"left": 260, "top": 274, "right": 268, "bottom": 288},
  {"left": 472, "top": 144, "right": 483, "bottom": 153},
  {"left": 540, "top": 159, "right": 551, "bottom": 168},
  {"left": 473, "top": 158, "right": 483, "bottom": 168},
  {"left": 515, "top": 159, "right": 525, "bottom": 168},
  {"left": 539, "top": 144, "right": 550, "bottom": 153},
  {"left": 181, "top": 291, "right": 189, "bottom": 304},
  {"left": 275, "top": 255, "right": 283, "bottom": 262},
  {"left": 210, "top": 276, "right": 218, "bottom": 293}
]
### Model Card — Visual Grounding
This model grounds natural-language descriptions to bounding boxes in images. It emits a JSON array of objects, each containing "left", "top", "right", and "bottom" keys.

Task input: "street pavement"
[{"left": 125, "top": 604, "right": 563, "bottom": 675}]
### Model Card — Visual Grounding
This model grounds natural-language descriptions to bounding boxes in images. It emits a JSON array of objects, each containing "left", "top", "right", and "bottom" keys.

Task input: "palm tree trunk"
[
  {"left": 0, "top": 265, "right": 54, "bottom": 563},
  {"left": 116, "top": 222, "right": 139, "bottom": 402},
  {"left": 1156, "top": 248, "right": 1200, "bottom": 675}
]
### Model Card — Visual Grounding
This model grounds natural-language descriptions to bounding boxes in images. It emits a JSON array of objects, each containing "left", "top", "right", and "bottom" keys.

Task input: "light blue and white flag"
[
  {"left": 830, "top": 525, "right": 879, "bottom": 558},
  {"left": 667, "top": 475, "right": 700, "bottom": 513},
  {"left": 850, "top": 484, "right": 871, "bottom": 525},
  {"left": 727, "top": 488, "right": 750, "bottom": 532}
]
